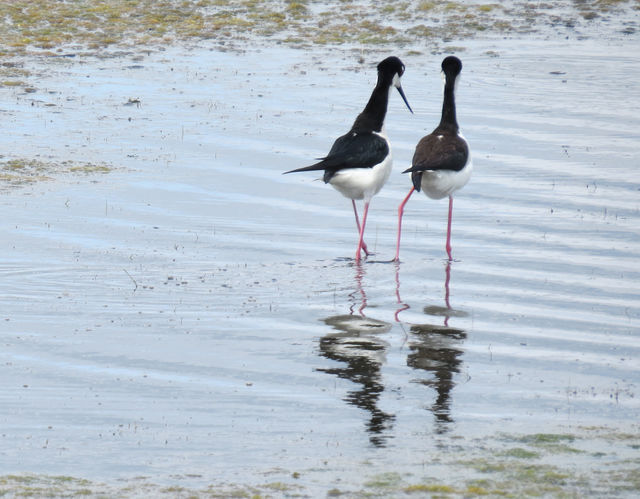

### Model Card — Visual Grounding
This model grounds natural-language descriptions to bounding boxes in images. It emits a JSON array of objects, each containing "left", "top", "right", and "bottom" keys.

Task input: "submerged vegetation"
[
  {"left": 1, "top": 427, "right": 638, "bottom": 497},
  {"left": 0, "top": 158, "right": 111, "bottom": 188},
  {"left": 0, "top": 0, "right": 637, "bottom": 56}
]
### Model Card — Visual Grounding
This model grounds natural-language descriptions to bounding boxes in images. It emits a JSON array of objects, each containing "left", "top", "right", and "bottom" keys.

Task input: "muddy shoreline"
[{"left": 0, "top": 0, "right": 637, "bottom": 59}]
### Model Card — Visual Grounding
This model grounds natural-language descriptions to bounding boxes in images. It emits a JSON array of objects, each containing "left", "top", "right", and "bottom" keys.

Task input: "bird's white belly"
[
  {"left": 421, "top": 157, "right": 473, "bottom": 200},
  {"left": 329, "top": 154, "right": 393, "bottom": 201}
]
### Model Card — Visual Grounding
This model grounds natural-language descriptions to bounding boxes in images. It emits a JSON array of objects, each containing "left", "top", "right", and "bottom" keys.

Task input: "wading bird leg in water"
[
  {"left": 355, "top": 201, "right": 370, "bottom": 260},
  {"left": 445, "top": 195, "right": 454, "bottom": 261},
  {"left": 352, "top": 200, "right": 371, "bottom": 256},
  {"left": 394, "top": 187, "right": 415, "bottom": 262}
]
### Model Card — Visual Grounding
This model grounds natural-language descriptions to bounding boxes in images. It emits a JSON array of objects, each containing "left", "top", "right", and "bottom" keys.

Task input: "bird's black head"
[
  {"left": 376, "top": 56, "right": 413, "bottom": 114},
  {"left": 377, "top": 56, "right": 406, "bottom": 78},
  {"left": 442, "top": 56, "right": 462, "bottom": 77}
]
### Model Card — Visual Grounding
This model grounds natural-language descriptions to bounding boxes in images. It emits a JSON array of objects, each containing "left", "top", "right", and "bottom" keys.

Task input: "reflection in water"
[
  {"left": 398, "top": 261, "right": 468, "bottom": 432},
  {"left": 318, "top": 263, "right": 395, "bottom": 446},
  {"left": 318, "top": 315, "right": 394, "bottom": 447},
  {"left": 348, "top": 261, "right": 367, "bottom": 316},
  {"left": 407, "top": 323, "right": 466, "bottom": 431},
  {"left": 394, "top": 261, "right": 410, "bottom": 321},
  {"left": 317, "top": 261, "right": 469, "bottom": 443}
]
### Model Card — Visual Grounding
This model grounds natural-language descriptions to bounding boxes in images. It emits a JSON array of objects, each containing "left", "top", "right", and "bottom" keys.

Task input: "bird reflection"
[
  {"left": 348, "top": 260, "right": 367, "bottom": 315},
  {"left": 394, "top": 261, "right": 410, "bottom": 321},
  {"left": 407, "top": 322, "right": 466, "bottom": 431},
  {"left": 317, "top": 263, "right": 395, "bottom": 447},
  {"left": 397, "top": 261, "right": 468, "bottom": 432}
]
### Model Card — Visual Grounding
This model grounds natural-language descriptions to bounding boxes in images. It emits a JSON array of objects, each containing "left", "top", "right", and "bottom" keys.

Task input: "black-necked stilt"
[
  {"left": 285, "top": 56, "right": 413, "bottom": 261},
  {"left": 394, "top": 56, "right": 472, "bottom": 262}
]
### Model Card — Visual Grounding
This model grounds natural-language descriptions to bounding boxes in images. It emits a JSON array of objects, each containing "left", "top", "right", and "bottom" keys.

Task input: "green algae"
[
  {"left": 510, "top": 433, "right": 585, "bottom": 454},
  {"left": 0, "top": 0, "right": 636, "bottom": 57},
  {"left": 5, "top": 428, "right": 624, "bottom": 498},
  {"left": 404, "top": 483, "right": 456, "bottom": 493},
  {"left": 501, "top": 447, "right": 540, "bottom": 459},
  {"left": 1, "top": 439, "right": 639, "bottom": 499},
  {"left": 0, "top": 159, "right": 112, "bottom": 189},
  {"left": 0, "top": 475, "right": 95, "bottom": 498},
  {"left": 363, "top": 471, "right": 404, "bottom": 489},
  {"left": 1, "top": 79, "right": 25, "bottom": 87}
]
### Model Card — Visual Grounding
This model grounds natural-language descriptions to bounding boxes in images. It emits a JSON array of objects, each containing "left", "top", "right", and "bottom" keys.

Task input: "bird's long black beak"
[{"left": 396, "top": 85, "right": 413, "bottom": 114}]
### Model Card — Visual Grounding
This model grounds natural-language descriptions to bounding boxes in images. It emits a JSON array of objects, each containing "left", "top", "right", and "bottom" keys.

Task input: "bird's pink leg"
[
  {"left": 355, "top": 201, "right": 370, "bottom": 261},
  {"left": 393, "top": 187, "right": 415, "bottom": 262},
  {"left": 446, "top": 195, "right": 454, "bottom": 261},
  {"left": 352, "top": 200, "right": 371, "bottom": 256}
]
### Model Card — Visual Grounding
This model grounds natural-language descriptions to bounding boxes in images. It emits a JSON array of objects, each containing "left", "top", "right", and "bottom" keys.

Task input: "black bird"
[
  {"left": 395, "top": 56, "right": 472, "bottom": 261},
  {"left": 285, "top": 56, "right": 413, "bottom": 261}
]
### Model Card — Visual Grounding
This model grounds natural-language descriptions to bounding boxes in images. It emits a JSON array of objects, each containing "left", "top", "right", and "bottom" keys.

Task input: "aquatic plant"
[
  {"left": 0, "top": 0, "right": 636, "bottom": 56},
  {"left": 1, "top": 426, "right": 639, "bottom": 497},
  {"left": 0, "top": 158, "right": 112, "bottom": 188}
]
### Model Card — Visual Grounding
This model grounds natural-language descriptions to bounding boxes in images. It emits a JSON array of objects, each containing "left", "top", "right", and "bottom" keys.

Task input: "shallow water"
[{"left": 1, "top": 33, "right": 639, "bottom": 496}]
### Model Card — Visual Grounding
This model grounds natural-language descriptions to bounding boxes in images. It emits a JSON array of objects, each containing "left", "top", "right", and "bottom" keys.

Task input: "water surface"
[{"left": 0, "top": 32, "right": 639, "bottom": 496}]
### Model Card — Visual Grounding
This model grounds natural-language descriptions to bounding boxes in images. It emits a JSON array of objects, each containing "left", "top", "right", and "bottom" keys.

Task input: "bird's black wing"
[
  {"left": 403, "top": 134, "right": 468, "bottom": 174},
  {"left": 284, "top": 132, "right": 389, "bottom": 183},
  {"left": 402, "top": 133, "right": 468, "bottom": 191}
]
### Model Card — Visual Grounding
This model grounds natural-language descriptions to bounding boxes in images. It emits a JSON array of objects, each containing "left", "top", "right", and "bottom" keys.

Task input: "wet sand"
[{"left": 1, "top": 4, "right": 640, "bottom": 498}]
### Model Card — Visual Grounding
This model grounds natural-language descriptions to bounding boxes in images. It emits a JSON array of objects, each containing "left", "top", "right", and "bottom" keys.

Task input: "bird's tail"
[{"left": 283, "top": 160, "right": 326, "bottom": 175}]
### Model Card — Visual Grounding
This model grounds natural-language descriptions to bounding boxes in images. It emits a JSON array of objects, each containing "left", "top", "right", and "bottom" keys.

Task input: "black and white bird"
[
  {"left": 285, "top": 56, "right": 413, "bottom": 261},
  {"left": 394, "top": 56, "right": 472, "bottom": 262}
]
